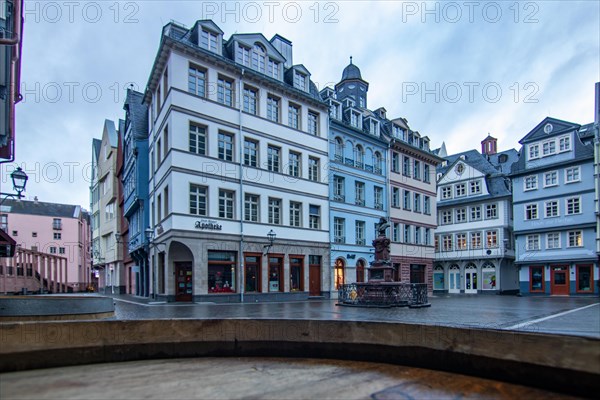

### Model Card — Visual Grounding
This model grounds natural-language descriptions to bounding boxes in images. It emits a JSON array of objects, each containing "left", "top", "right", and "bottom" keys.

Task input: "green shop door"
[{"left": 175, "top": 262, "right": 193, "bottom": 302}]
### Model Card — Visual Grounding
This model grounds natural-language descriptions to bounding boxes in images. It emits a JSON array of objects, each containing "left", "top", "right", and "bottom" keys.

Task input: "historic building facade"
[
  {"left": 434, "top": 136, "right": 518, "bottom": 294},
  {"left": 511, "top": 117, "right": 598, "bottom": 295},
  {"left": 90, "top": 120, "right": 124, "bottom": 293},
  {"left": 121, "top": 89, "right": 150, "bottom": 297},
  {"left": 320, "top": 61, "right": 388, "bottom": 296},
  {"left": 143, "top": 20, "right": 330, "bottom": 302},
  {"left": 388, "top": 120, "right": 441, "bottom": 293}
]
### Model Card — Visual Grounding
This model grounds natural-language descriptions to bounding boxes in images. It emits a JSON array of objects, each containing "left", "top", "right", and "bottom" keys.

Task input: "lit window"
[{"left": 568, "top": 231, "right": 583, "bottom": 247}]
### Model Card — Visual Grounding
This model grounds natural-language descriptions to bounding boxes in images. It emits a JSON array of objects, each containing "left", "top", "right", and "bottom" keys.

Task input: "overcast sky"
[{"left": 2, "top": 0, "right": 599, "bottom": 209}]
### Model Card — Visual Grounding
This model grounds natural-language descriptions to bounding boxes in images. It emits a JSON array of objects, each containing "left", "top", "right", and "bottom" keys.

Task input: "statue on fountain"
[{"left": 373, "top": 217, "right": 391, "bottom": 262}]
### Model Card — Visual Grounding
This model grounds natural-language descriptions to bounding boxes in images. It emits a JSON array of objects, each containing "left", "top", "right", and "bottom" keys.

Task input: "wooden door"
[
  {"left": 309, "top": 264, "right": 321, "bottom": 296},
  {"left": 551, "top": 266, "right": 569, "bottom": 295},
  {"left": 175, "top": 262, "right": 193, "bottom": 302}
]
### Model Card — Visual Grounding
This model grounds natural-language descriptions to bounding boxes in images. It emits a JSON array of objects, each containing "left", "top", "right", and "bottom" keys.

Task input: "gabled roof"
[
  {"left": 518, "top": 117, "right": 581, "bottom": 144},
  {"left": 3, "top": 199, "right": 82, "bottom": 218},
  {"left": 92, "top": 138, "right": 102, "bottom": 160},
  {"left": 226, "top": 33, "right": 286, "bottom": 63},
  {"left": 124, "top": 89, "right": 149, "bottom": 140},
  {"left": 103, "top": 119, "right": 118, "bottom": 148},
  {"left": 193, "top": 19, "right": 224, "bottom": 35}
]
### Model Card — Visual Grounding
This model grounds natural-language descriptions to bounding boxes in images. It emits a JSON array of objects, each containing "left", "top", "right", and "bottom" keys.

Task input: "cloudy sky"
[{"left": 2, "top": 0, "right": 599, "bottom": 209}]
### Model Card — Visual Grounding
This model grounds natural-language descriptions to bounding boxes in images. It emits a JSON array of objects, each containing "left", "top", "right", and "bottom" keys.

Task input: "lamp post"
[
  {"left": 145, "top": 227, "right": 155, "bottom": 299},
  {"left": 0, "top": 167, "right": 29, "bottom": 205},
  {"left": 263, "top": 229, "right": 276, "bottom": 256}
]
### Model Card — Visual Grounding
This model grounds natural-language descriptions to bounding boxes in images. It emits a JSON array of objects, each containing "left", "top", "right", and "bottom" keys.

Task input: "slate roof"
[
  {"left": 92, "top": 138, "right": 102, "bottom": 160},
  {"left": 124, "top": 89, "right": 148, "bottom": 139},
  {"left": 341, "top": 62, "right": 362, "bottom": 81},
  {"left": 2, "top": 199, "right": 81, "bottom": 218}
]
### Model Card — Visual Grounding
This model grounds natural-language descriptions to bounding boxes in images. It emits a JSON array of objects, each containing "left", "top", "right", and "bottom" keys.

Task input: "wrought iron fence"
[{"left": 338, "top": 282, "right": 429, "bottom": 308}]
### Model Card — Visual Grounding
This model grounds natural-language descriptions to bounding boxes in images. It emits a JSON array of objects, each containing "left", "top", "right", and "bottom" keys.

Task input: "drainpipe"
[{"left": 238, "top": 69, "right": 245, "bottom": 303}]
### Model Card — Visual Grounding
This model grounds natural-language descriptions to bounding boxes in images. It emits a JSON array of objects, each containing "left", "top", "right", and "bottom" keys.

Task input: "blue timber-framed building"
[
  {"left": 511, "top": 117, "right": 598, "bottom": 295},
  {"left": 121, "top": 89, "right": 150, "bottom": 297},
  {"left": 320, "top": 60, "right": 388, "bottom": 294}
]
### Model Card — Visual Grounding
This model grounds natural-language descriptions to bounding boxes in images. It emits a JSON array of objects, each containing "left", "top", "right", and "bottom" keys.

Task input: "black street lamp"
[
  {"left": 263, "top": 230, "right": 276, "bottom": 256},
  {"left": 1, "top": 167, "right": 29, "bottom": 204}
]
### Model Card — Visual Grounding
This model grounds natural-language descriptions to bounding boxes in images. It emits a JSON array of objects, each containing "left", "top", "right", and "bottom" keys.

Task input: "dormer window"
[
  {"left": 343, "top": 98, "right": 355, "bottom": 108},
  {"left": 328, "top": 100, "right": 341, "bottom": 120},
  {"left": 368, "top": 119, "right": 379, "bottom": 135},
  {"left": 350, "top": 111, "right": 360, "bottom": 128},
  {"left": 294, "top": 71, "right": 307, "bottom": 91},
  {"left": 267, "top": 59, "right": 280, "bottom": 79},
  {"left": 252, "top": 44, "right": 266, "bottom": 73},
  {"left": 201, "top": 29, "right": 218, "bottom": 52},
  {"left": 393, "top": 125, "right": 406, "bottom": 141},
  {"left": 237, "top": 45, "right": 250, "bottom": 66}
]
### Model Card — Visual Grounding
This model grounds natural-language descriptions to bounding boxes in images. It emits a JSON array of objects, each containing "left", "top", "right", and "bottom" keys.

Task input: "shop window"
[
  {"left": 335, "top": 258, "right": 345, "bottom": 289},
  {"left": 208, "top": 251, "right": 236, "bottom": 293},
  {"left": 576, "top": 265, "right": 593, "bottom": 293},
  {"left": 290, "top": 256, "right": 304, "bottom": 291},
  {"left": 433, "top": 266, "right": 444, "bottom": 290},
  {"left": 530, "top": 266, "right": 544, "bottom": 292},
  {"left": 268, "top": 256, "right": 283, "bottom": 292},
  {"left": 410, "top": 264, "right": 425, "bottom": 284},
  {"left": 481, "top": 263, "right": 496, "bottom": 290},
  {"left": 244, "top": 254, "right": 261, "bottom": 293}
]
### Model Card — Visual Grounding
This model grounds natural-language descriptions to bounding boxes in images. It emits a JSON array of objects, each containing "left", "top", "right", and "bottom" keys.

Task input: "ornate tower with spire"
[{"left": 334, "top": 57, "right": 370, "bottom": 108}]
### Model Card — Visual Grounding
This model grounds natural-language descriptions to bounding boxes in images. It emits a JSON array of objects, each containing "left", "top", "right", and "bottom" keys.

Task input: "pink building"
[{"left": 0, "top": 198, "right": 92, "bottom": 292}]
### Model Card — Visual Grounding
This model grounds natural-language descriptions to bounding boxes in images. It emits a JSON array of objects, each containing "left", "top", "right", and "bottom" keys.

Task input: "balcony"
[
  {"left": 334, "top": 236, "right": 346, "bottom": 244},
  {"left": 344, "top": 158, "right": 354, "bottom": 166},
  {"left": 333, "top": 194, "right": 345, "bottom": 202}
]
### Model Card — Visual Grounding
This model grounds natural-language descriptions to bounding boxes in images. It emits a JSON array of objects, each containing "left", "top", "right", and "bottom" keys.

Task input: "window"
[
  {"left": 289, "top": 201, "right": 302, "bottom": 227},
  {"left": 392, "top": 153, "right": 400, "bottom": 173},
  {"left": 289, "top": 151, "right": 301, "bottom": 177},
  {"left": 308, "top": 111, "right": 319, "bottom": 135},
  {"left": 238, "top": 45, "right": 250, "bottom": 66},
  {"left": 251, "top": 44, "right": 266, "bottom": 73},
  {"left": 565, "top": 167, "right": 580, "bottom": 183},
  {"left": 526, "top": 234, "right": 540, "bottom": 251},
  {"left": 470, "top": 180, "right": 481, "bottom": 194},
  {"left": 268, "top": 256, "right": 283, "bottom": 292},
  {"left": 217, "top": 76, "right": 234, "bottom": 106},
  {"left": 403, "top": 190, "right": 411, "bottom": 210},
  {"left": 31, "top": 232, "right": 37, "bottom": 238},
  {"left": 525, "top": 204, "right": 538, "bottom": 220},
  {"left": 267, "top": 145, "right": 280, "bottom": 172},
  {"left": 267, "top": 59, "right": 280, "bottom": 79},
  {"left": 403, "top": 156, "right": 410, "bottom": 176},
  {"left": 424, "top": 228, "right": 431, "bottom": 246},
  {"left": 244, "top": 254, "right": 261, "bottom": 293},
  {"left": 542, "top": 140, "right": 556, "bottom": 156},
  {"left": 566, "top": 197, "right": 581, "bottom": 215},
  {"left": 355, "top": 221, "right": 366, "bottom": 245},
  {"left": 424, "top": 196, "right": 431, "bottom": 215},
  {"left": 190, "top": 184, "right": 207, "bottom": 216},
  {"left": 392, "top": 187, "right": 400, "bottom": 208},
  {"left": 164, "top": 185, "right": 170, "bottom": 221},
  {"left": 267, "top": 95, "right": 280, "bottom": 122},
  {"left": 334, "top": 218, "right": 345, "bottom": 243},
  {"left": 189, "top": 123, "right": 206, "bottom": 155},
  {"left": 544, "top": 171, "right": 558, "bottom": 187},
  {"left": 545, "top": 200, "right": 559, "bottom": 218},
  {"left": 392, "top": 223, "right": 401, "bottom": 242},
  {"left": 350, "top": 111, "right": 359, "bottom": 128},
  {"left": 455, "top": 208, "right": 466, "bottom": 223},
  {"left": 414, "top": 227, "right": 421, "bottom": 245},
  {"left": 156, "top": 139, "right": 161, "bottom": 167},
  {"left": 354, "top": 145, "right": 364, "bottom": 168},
  {"left": 105, "top": 203, "right": 115, "bottom": 221},
  {"left": 559, "top": 135, "right": 571, "bottom": 152},
  {"left": 290, "top": 257, "right": 304, "bottom": 291},
  {"left": 309, "top": 205, "right": 320, "bottom": 229},
  {"left": 59, "top": 247, "right": 66, "bottom": 254},
  {"left": 374, "top": 152, "right": 383, "bottom": 174},
  {"left": 485, "top": 204, "right": 497, "bottom": 219},
  {"left": 333, "top": 176, "right": 345, "bottom": 202},
  {"left": 528, "top": 144, "right": 539, "bottom": 159},
  {"left": 441, "top": 186, "right": 452, "bottom": 199},
  {"left": 201, "top": 29, "right": 218, "bottom": 51},
  {"left": 188, "top": 65, "right": 206, "bottom": 97},
  {"left": 424, "top": 164, "right": 431, "bottom": 183},
  {"left": 441, "top": 210, "right": 452, "bottom": 225},
  {"left": 268, "top": 198, "right": 281, "bottom": 225},
  {"left": 243, "top": 86, "right": 258, "bottom": 115},
  {"left": 334, "top": 137, "right": 344, "bottom": 162},
  {"left": 244, "top": 194, "right": 259, "bottom": 222},
  {"left": 355, "top": 181, "right": 365, "bottom": 206},
  {"left": 49, "top": 247, "right": 57, "bottom": 254},
  {"left": 524, "top": 175, "right": 538, "bottom": 191},
  {"left": 442, "top": 234, "right": 452, "bottom": 251},
  {"left": 308, "top": 157, "right": 320, "bottom": 182},
  {"left": 455, "top": 183, "right": 466, "bottom": 197},
  {"left": 530, "top": 266, "right": 544, "bottom": 292},
  {"left": 547, "top": 232, "right": 561, "bottom": 249},
  {"left": 471, "top": 205, "right": 482, "bottom": 221},
  {"left": 218, "top": 132, "right": 234, "bottom": 161},
  {"left": 470, "top": 232, "right": 482, "bottom": 249},
  {"left": 414, "top": 193, "right": 421, "bottom": 213},
  {"left": 413, "top": 160, "right": 421, "bottom": 180},
  {"left": 219, "top": 190, "right": 234, "bottom": 219},
  {"left": 294, "top": 71, "right": 306, "bottom": 90},
  {"left": 577, "top": 265, "right": 593, "bottom": 292},
  {"left": 208, "top": 251, "right": 236, "bottom": 294},
  {"left": 288, "top": 103, "right": 300, "bottom": 129},
  {"left": 568, "top": 230, "right": 583, "bottom": 247},
  {"left": 244, "top": 139, "right": 258, "bottom": 167},
  {"left": 486, "top": 230, "right": 498, "bottom": 248},
  {"left": 456, "top": 233, "right": 467, "bottom": 250},
  {"left": 404, "top": 225, "right": 412, "bottom": 244},
  {"left": 53, "top": 232, "right": 61, "bottom": 240}
]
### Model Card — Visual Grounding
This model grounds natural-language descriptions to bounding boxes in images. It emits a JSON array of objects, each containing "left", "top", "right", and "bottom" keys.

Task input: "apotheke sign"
[{"left": 195, "top": 219, "right": 222, "bottom": 231}]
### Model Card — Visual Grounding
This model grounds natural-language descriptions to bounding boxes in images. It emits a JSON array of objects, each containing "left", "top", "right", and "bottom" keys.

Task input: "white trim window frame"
[
  {"left": 524, "top": 175, "right": 538, "bottom": 191},
  {"left": 565, "top": 166, "right": 580, "bottom": 184}
]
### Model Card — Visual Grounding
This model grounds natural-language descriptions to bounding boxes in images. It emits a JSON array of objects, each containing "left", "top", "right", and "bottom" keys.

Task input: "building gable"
[{"left": 518, "top": 117, "right": 580, "bottom": 145}]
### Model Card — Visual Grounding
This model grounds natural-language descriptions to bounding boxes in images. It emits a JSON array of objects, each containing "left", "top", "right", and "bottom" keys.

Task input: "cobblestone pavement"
[{"left": 99, "top": 293, "right": 600, "bottom": 338}]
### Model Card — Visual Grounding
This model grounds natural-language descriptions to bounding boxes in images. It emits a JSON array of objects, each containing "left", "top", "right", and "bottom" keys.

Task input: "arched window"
[
  {"left": 433, "top": 265, "right": 444, "bottom": 290},
  {"left": 335, "top": 258, "right": 345, "bottom": 289},
  {"left": 355, "top": 144, "right": 365, "bottom": 168},
  {"left": 356, "top": 259, "right": 365, "bottom": 283},
  {"left": 482, "top": 262, "right": 496, "bottom": 290},
  {"left": 334, "top": 137, "right": 344, "bottom": 161},
  {"left": 374, "top": 152, "right": 382, "bottom": 174},
  {"left": 252, "top": 43, "right": 266, "bottom": 73}
]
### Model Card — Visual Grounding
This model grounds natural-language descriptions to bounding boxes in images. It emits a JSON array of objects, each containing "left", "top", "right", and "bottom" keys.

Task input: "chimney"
[
  {"left": 33, "top": 196, "right": 38, "bottom": 204},
  {"left": 481, "top": 134, "right": 497, "bottom": 155}
]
